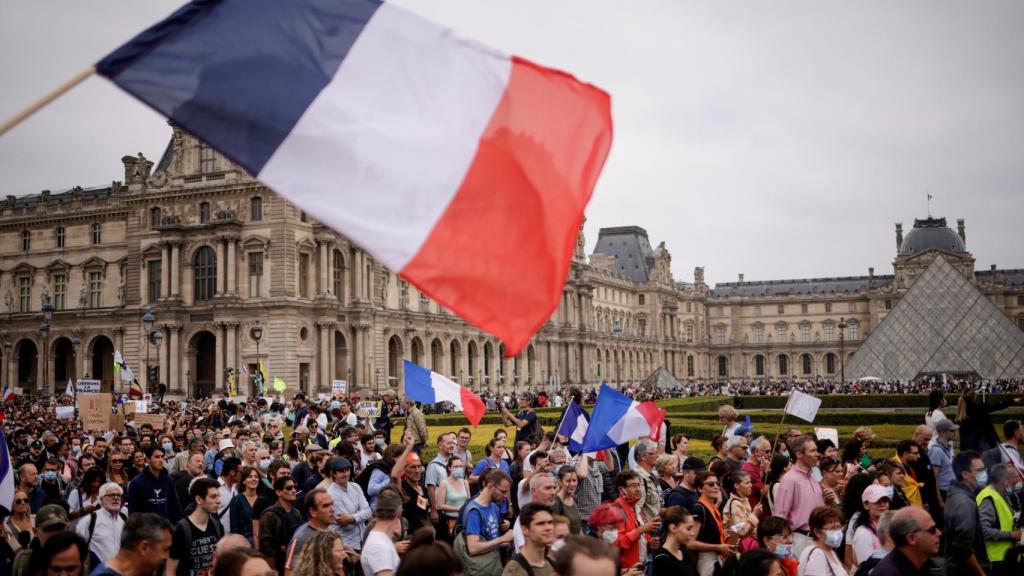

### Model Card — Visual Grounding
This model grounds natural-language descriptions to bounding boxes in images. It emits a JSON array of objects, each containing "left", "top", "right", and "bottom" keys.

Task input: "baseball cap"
[
  {"left": 304, "top": 443, "right": 324, "bottom": 454},
  {"left": 36, "top": 505, "right": 69, "bottom": 531},
  {"left": 329, "top": 457, "right": 352, "bottom": 473},
  {"left": 934, "top": 419, "right": 959, "bottom": 433},
  {"left": 681, "top": 457, "right": 707, "bottom": 471},
  {"left": 862, "top": 484, "right": 892, "bottom": 504}
]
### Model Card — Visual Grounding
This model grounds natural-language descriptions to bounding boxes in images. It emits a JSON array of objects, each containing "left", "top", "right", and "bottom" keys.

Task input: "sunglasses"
[
  {"left": 916, "top": 524, "right": 940, "bottom": 535},
  {"left": 14, "top": 498, "right": 28, "bottom": 504},
  {"left": 282, "top": 485, "right": 297, "bottom": 491},
  {"left": 703, "top": 482, "right": 720, "bottom": 487}
]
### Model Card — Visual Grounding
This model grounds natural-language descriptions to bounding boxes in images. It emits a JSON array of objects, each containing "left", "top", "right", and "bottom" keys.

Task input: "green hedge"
[
  {"left": 732, "top": 394, "right": 1020, "bottom": 410},
  {"left": 662, "top": 409, "right": 1024, "bottom": 427}
]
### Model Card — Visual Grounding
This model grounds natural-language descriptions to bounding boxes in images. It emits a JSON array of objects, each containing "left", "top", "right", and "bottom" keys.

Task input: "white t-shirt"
[
  {"left": 851, "top": 525, "right": 880, "bottom": 567},
  {"left": 517, "top": 478, "right": 533, "bottom": 508},
  {"left": 361, "top": 531, "right": 400, "bottom": 576},
  {"left": 925, "top": 408, "right": 947, "bottom": 441}
]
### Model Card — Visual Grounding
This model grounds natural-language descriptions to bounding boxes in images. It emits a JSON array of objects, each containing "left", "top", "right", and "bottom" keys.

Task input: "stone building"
[{"left": 1, "top": 127, "right": 1023, "bottom": 397}]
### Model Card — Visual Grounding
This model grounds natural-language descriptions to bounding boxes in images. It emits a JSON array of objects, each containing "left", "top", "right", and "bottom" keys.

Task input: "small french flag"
[
  {"left": 96, "top": 0, "right": 613, "bottom": 356},
  {"left": 403, "top": 360, "right": 485, "bottom": 427},
  {"left": 580, "top": 383, "right": 665, "bottom": 453},
  {"left": 1, "top": 386, "right": 14, "bottom": 402}
]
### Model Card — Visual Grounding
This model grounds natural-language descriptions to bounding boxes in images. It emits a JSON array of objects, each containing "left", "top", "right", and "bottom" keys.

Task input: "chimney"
[
  {"left": 991, "top": 264, "right": 997, "bottom": 273},
  {"left": 738, "top": 273, "right": 745, "bottom": 283},
  {"left": 895, "top": 223, "right": 903, "bottom": 250},
  {"left": 957, "top": 218, "right": 966, "bottom": 243},
  {"left": 868, "top": 267, "right": 874, "bottom": 278}
]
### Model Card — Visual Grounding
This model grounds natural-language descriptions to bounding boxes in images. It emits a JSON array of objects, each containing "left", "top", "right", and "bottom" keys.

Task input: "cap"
[
  {"left": 329, "top": 457, "right": 352, "bottom": 473},
  {"left": 30, "top": 440, "right": 43, "bottom": 450},
  {"left": 681, "top": 457, "right": 707, "bottom": 471},
  {"left": 36, "top": 504, "right": 69, "bottom": 530},
  {"left": 218, "top": 439, "right": 235, "bottom": 452},
  {"left": 304, "top": 443, "right": 324, "bottom": 454},
  {"left": 862, "top": 484, "right": 892, "bottom": 504},
  {"left": 294, "top": 426, "right": 310, "bottom": 435},
  {"left": 934, "top": 418, "right": 959, "bottom": 433}
]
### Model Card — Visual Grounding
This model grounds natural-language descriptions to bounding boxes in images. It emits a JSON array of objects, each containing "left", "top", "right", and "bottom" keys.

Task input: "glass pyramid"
[{"left": 846, "top": 256, "right": 1024, "bottom": 381}]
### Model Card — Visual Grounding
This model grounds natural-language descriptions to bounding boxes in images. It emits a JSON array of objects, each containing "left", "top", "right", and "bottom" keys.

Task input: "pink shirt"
[{"left": 773, "top": 465, "right": 824, "bottom": 531}]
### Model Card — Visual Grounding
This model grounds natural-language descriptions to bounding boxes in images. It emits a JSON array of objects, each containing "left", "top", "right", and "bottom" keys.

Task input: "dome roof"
[{"left": 899, "top": 217, "right": 966, "bottom": 257}]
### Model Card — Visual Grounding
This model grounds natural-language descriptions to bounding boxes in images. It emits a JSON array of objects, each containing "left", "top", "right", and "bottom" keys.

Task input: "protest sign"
[
  {"left": 109, "top": 413, "right": 125, "bottom": 431},
  {"left": 79, "top": 393, "right": 112, "bottom": 431},
  {"left": 123, "top": 401, "right": 136, "bottom": 415},
  {"left": 784, "top": 390, "right": 821, "bottom": 423},
  {"left": 134, "top": 413, "right": 167, "bottom": 430},
  {"left": 317, "top": 393, "right": 331, "bottom": 402},
  {"left": 56, "top": 406, "right": 75, "bottom": 420},
  {"left": 357, "top": 400, "right": 381, "bottom": 419},
  {"left": 135, "top": 400, "right": 148, "bottom": 413},
  {"left": 815, "top": 427, "right": 839, "bottom": 447},
  {"left": 76, "top": 379, "right": 101, "bottom": 394},
  {"left": 332, "top": 380, "right": 347, "bottom": 398}
]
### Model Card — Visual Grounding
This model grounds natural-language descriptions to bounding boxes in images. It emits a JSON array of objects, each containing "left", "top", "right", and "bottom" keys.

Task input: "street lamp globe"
[
  {"left": 152, "top": 329, "right": 164, "bottom": 348},
  {"left": 39, "top": 320, "right": 49, "bottom": 338},
  {"left": 250, "top": 321, "right": 263, "bottom": 343},
  {"left": 142, "top": 307, "right": 155, "bottom": 333},
  {"left": 71, "top": 335, "right": 81, "bottom": 354}
]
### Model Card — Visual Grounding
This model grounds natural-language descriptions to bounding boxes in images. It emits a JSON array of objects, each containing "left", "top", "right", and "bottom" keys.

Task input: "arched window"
[
  {"left": 802, "top": 354, "right": 812, "bottom": 375},
  {"left": 778, "top": 355, "right": 789, "bottom": 376},
  {"left": 150, "top": 207, "right": 162, "bottom": 228},
  {"left": 193, "top": 246, "right": 217, "bottom": 301},
  {"left": 250, "top": 196, "right": 262, "bottom": 221},
  {"left": 199, "top": 202, "right": 211, "bottom": 224}
]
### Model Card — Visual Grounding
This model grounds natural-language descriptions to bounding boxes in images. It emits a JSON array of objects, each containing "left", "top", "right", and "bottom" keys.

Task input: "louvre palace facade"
[{"left": 2, "top": 125, "right": 1023, "bottom": 398}]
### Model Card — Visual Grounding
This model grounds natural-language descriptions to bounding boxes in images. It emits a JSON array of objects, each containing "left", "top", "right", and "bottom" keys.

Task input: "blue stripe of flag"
[
  {"left": 403, "top": 360, "right": 437, "bottom": 405},
  {"left": 96, "top": 0, "right": 382, "bottom": 174},
  {"left": 579, "top": 383, "right": 633, "bottom": 453}
]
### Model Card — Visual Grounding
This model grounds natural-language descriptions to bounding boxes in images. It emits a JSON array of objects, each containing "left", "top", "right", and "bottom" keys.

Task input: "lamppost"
[
  {"left": 152, "top": 328, "right": 164, "bottom": 398},
  {"left": 250, "top": 321, "right": 264, "bottom": 395},
  {"left": 838, "top": 317, "right": 848, "bottom": 384},
  {"left": 375, "top": 367, "right": 381, "bottom": 397},
  {"left": 40, "top": 294, "right": 54, "bottom": 395},
  {"left": 142, "top": 306, "right": 155, "bottom": 393},
  {"left": 71, "top": 334, "right": 81, "bottom": 385}
]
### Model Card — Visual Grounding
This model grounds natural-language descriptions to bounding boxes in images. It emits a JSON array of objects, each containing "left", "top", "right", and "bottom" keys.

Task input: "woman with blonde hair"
[
  {"left": 654, "top": 454, "right": 679, "bottom": 504},
  {"left": 292, "top": 530, "right": 350, "bottom": 576},
  {"left": 718, "top": 405, "right": 740, "bottom": 437}
]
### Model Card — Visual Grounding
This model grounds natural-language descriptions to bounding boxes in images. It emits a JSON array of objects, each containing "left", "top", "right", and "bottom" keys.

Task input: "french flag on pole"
[
  {"left": 555, "top": 399, "right": 590, "bottom": 454},
  {"left": 96, "top": 0, "right": 613, "bottom": 356},
  {"left": 0, "top": 429, "right": 13, "bottom": 512},
  {"left": 403, "top": 360, "right": 486, "bottom": 427},
  {"left": 579, "top": 383, "right": 665, "bottom": 453}
]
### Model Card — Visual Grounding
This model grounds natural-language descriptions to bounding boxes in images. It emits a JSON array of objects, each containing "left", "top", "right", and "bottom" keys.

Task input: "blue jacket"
[{"left": 127, "top": 466, "right": 182, "bottom": 523}]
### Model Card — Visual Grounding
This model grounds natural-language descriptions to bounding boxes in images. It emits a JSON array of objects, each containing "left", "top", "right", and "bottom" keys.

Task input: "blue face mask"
[
  {"left": 886, "top": 486, "right": 895, "bottom": 500},
  {"left": 451, "top": 468, "right": 465, "bottom": 479},
  {"left": 41, "top": 471, "right": 58, "bottom": 482},
  {"left": 259, "top": 459, "right": 272, "bottom": 472},
  {"left": 825, "top": 530, "right": 843, "bottom": 549},
  {"left": 773, "top": 543, "right": 793, "bottom": 559},
  {"left": 162, "top": 442, "right": 174, "bottom": 454},
  {"left": 976, "top": 471, "right": 988, "bottom": 487}
]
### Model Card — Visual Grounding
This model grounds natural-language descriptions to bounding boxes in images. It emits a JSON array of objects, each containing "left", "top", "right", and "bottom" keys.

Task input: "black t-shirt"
[
  {"left": 694, "top": 502, "right": 722, "bottom": 546},
  {"left": 652, "top": 549, "right": 700, "bottom": 576},
  {"left": 171, "top": 517, "right": 221, "bottom": 576},
  {"left": 402, "top": 481, "right": 431, "bottom": 532},
  {"left": 514, "top": 410, "right": 538, "bottom": 444}
]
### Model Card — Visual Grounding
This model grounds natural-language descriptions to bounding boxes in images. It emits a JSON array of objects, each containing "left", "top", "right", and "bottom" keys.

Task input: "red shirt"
[{"left": 612, "top": 496, "right": 645, "bottom": 567}]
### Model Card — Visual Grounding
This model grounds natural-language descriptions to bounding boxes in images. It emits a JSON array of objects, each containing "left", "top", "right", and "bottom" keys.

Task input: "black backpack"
[
  {"left": 86, "top": 511, "right": 128, "bottom": 546},
  {"left": 355, "top": 460, "right": 393, "bottom": 497}
]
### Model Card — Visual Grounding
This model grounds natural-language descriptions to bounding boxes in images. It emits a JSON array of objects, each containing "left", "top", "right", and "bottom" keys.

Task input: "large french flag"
[
  {"left": 0, "top": 429, "right": 13, "bottom": 512},
  {"left": 403, "top": 360, "right": 486, "bottom": 427},
  {"left": 96, "top": 0, "right": 613, "bottom": 356},
  {"left": 579, "top": 383, "right": 665, "bottom": 453}
]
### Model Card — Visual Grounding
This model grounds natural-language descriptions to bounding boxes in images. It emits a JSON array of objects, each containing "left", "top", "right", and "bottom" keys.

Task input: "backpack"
[
  {"left": 86, "top": 511, "right": 128, "bottom": 545},
  {"left": 178, "top": 515, "right": 225, "bottom": 549},
  {"left": 355, "top": 460, "right": 392, "bottom": 496},
  {"left": 452, "top": 501, "right": 503, "bottom": 576},
  {"left": 511, "top": 553, "right": 551, "bottom": 576}
]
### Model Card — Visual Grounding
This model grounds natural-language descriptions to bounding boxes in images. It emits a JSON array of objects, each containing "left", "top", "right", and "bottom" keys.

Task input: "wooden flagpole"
[{"left": 0, "top": 65, "right": 96, "bottom": 137}]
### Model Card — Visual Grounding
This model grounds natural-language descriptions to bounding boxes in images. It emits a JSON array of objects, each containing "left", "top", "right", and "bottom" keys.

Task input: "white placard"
[
  {"left": 784, "top": 390, "right": 821, "bottom": 423},
  {"left": 815, "top": 427, "right": 839, "bottom": 447},
  {"left": 332, "top": 380, "right": 348, "bottom": 398},
  {"left": 135, "top": 400, "right": 148, "bottom": 413},
  {"left": 56, "top": 406, "right": 75, "bottom": 420},
  {"left": 357, "top": 400, "right": 381, "bottom": 419},
  {"left": 76, "top": 379, "right": 101, "bottom": 394}
]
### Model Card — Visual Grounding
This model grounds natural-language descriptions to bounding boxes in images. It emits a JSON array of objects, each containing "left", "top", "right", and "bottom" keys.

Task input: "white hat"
[{"left": 219, "top": 438, "right": 236, "bottom": 452}]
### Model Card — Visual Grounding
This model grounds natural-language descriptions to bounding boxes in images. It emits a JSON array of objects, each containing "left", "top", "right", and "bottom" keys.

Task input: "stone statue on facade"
[
  {"left": 79, "top": 284, "right": 88, "bottom": 308},
  {"left": 40, "top": 283, "right": 50, "bottom": 307},
  {"left": 117, "top": 279, "right": 126, "bottom": 307}
]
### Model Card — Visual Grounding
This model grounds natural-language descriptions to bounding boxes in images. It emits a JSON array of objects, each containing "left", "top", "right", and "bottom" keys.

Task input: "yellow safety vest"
[{"left": 975, "top": 485, "right": 1015, "bottom": 562}]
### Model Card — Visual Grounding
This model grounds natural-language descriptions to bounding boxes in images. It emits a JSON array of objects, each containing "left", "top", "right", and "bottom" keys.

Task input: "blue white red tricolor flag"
[
  {"left": 556, "top": 399, "right": 590, "bottom": 454},
  {"left": 403, "top": 360, "right": 486, "bottom": 427},
  {"left": 1, "top": 385, "right": 13, "bottom": 402},
  {"left": 0, "top": 428, "right": 13, "bottom": 512},
  {"left": 580, "top": 383, "right": 665, "bottom": 453},
  {"left": 96, "top": 0, "right": 613, "bottom": 356}
]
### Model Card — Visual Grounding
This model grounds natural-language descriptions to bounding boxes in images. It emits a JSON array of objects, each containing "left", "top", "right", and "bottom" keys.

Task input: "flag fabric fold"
[
  {"left": 784, "top": 390, "right": 821, "bottom": 423},
  {"left": 580, "top": 383, "right": 665, "bottom": 453},
  {"left": 403, "top": 360, "right": 485, "bottom": 427},
  {"left": 2, "top": 385, "right": 15, "bottom": 402},
  {"left": 555, "top": 399, "right": 590, "bottom": 454},
  {"left": 95, "top": 0, "right": 613, "bottom": 356},
  {"left": 0, "top": 429, "right": 13, "bottom": 512}
]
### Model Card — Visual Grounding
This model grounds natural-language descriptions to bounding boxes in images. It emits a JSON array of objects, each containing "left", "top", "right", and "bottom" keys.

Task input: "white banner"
[
  {"left": 55, "top": 406, "right": 76, "bottom": 420},
  {"left": 331, "top": 380, "right": 348, "bottom": 398},
  {"left": 76, "top": 379, "right": 101, "bottom": 394},
  {"left": 784, "top": 390, "right": 821, "bottom": 423}
]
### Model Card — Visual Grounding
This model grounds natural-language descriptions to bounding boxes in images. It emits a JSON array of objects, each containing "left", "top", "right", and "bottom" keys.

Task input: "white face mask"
[
  {"left": 551, "top": 538, "right": 566, "bottom": 552},
  {"left": 601, "top": 529, "right": 619, "bottom": 544}
]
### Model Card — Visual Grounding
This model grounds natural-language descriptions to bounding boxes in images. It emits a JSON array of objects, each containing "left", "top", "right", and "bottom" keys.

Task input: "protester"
[
  {"left": 763, "top": 455, "right": 790, "bottom": 516},
  {"left": 425, "top": 433, "right": 455, "bottom": 538},
  {"left": 550, "top": 535, "right": 619, "bottom": 576},
  {"left": 258, "top": 476, "right": 304, "bottom": 575},
  {"left": 723, "top": 470, "right": 761, "bottom": 552},
  {"left": 228, "top": 466, "right": 260, "bottom": 544},
  {"left": 24, "top": 531, "right": 88, "bottom": 576},
  {"left": 362, "top": 489, "right": 404, "bottom": 576},
  {"left": 126, "top": 444, "right": 182, "bottom": 523},
  {"left": 849, "top": 484, "right": 890, "bottom": 569},
  {"left": 167, "top": 477, "right": 224, "bottom": 576},
  {"left": 976, "top": 463, "right": 1020, "bottom": 576},
  {"left": 757, "top": 516, "right": 796, "bottom": 576},
  {"left": 688, "top": 471, "right": 730, "bottom": 576},
  {"left": 870, "top": 507, "right": 942, "bottom": 576},
  {"left": 326, "top": 457, "right": 370, "bottom": 553},
  {"left": 12, "top": 504, "right": 70, "bottom": 576},
  {"left": 954, "top": 386, "right": 1022, "bottom": 453},
  {"left": 89, "top": 513, "right": 173, "bottom": 576},
  {"left": 719, "top": 405, "right": 741, "bottom": 437},
  {"left": 773, "top": 436, "right": 822, "bottom": 557},
  {"left": 74, "top": 482, "right": 125, "bottom": 565},
  {"left": 284, "top": 488, "right": 337, "bottom": 574},
  {"left": 504, "top": 503, "right": 556, "bottom": 576},
  {"left": 943, "top": 450, "right": 989, "bottom": 576},
  {"left": 394, "top": 528, "right": 463, "bottom": 576},
  {"left": 651, "top": 505, "right": 699, "bottom": 576},
  {"left": 402, "top": 398, "right": 429, "bottom": 453},
  {"left": 796, "top": 506, "right": 847, "bottom": 576},
  {"left": 552, "top": 464, "right": 582, "bottom": 535}
]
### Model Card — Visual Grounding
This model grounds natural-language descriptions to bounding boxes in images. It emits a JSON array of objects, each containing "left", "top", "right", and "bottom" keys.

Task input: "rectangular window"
[
  {"left": 800, "top": 325, "right": 811, "bottom": 343},
  {"left": 801, "top": 303, "right": 808, "bottom": 314},
  {"left": 715, "top": 326, "right": 726, "bottom": 345},
  {"left": 825, "top": 324, "right": 834, "bottom": 342},
  {"left": 638, "top": 294, "right": 645, "bottom": 305},
  {"left": 753, "top": 326, "right": 764, "bottom": 344},
  {"left": 54, "top": 274, "right": 66, "bottom": 310},
  {"left": 298, "top": 253, "right": 309, "bottom": 298},
  {"left": 885, "top": 299, "right": 892, "bottom": 310},
  {"left": 21, "top": 230, "right": 30, "bottom": 251},
  {"left": 825, "top": 303, "right": 833, "bottom": 313},
  {"left": 777, "top": 326, "right": 786, "bottom": 343},
  {"left": 56, "top": 227, "right": 65, "bottom": 248},
  {"left": 1018, "top": 295, "right": 1024, "bottom": 306},
  {"left": 849, "top": 324, "right": 858, "bottom": 340},
  {"left": 89, "top": 272, "right": 102, "bottom": 308},
  {"left": 91, "top": 223, "right": 101, "bottom": 245},
  {"left": 686, "top": 323, "right": 694, "bottom": 342},
  {"left": 148, "top": 260, "right": 162, "bottom": 303},
  {"left": 19, "top": 277, "right": 30, "bottom": 312},
  {"left": 754, "top": 305, "right": 762, "bottom": 315},
  {"left": 686, "top": 302, "right": 692, "bottom": 312},
  {"left": 687, "top": 356, "right": 694, "bottom": 377},
  {"left": 848, "top": 302, "right": 856, "bottom": 313},
  {"left": 250, "top": 197, "right": 263, "bottom": 221},
  {"left": 778, "top": 305, "right": 785, "bottom": 314},
  {"left": 199, "top": 203, "right": 211, "bottom": 224},
  {"left": 249, "top": 252, "right": 263, "bottom": 297},
  {"left": 638, "top": 319, "right": 646, "bottom": 337},
  {"left": 199, "top": 143, "right": 217, "bottom": 173}
]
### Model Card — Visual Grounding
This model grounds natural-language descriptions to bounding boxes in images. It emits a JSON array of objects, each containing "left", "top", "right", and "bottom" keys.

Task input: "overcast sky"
[{"left": 2, "top": 1, "right": 1023, "bottom": 286}]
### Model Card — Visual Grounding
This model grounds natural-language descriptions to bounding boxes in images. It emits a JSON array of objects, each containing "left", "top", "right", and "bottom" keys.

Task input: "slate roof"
[
  {"left": 10, "top": 186, "right": 113, "bottom": 208},
  {"left": 592, "top": 226, "right": 655, "bottom": 283},
  {"left": 898, "top": 217, "right": 966, "bottom": 257},
  {"left": 710, "top": 275, "right": 895, "bottom": 298}
]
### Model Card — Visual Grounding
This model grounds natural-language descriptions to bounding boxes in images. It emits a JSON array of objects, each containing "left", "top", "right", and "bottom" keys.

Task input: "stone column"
[
  {"left": 159, "top": 329, "right": 169, "bottom": 390},
  {"left": 112, "top": 328, "right": 124, "bottom": 392},
  {"left": 169, "top": 325, "right": 181, "bottom": 393},
  {"left": 353, "top": 251, "right": 363, "bottom": 302},
  {"left": 327, "top": 328, "right": 336, "bottom": 385},
  {"left": 226, "top": 323, "right": 237, "bottom": 392},
  {"left": 215, "top": 239, "right": 226, "bottom": 295},
  {"left": 318, "top": 322, "right": 331, "bottom": 391},
  {"left": 353, "top": 325, "right": 364, "bottom": 387},
  {"left": 226, "top": 239, "right": 237, "bottom": 295},
  {"left": 161, "top": 244, "right": 171, "bottom": 298},
  {"left": 318, "top": 242, "right": 329, "bottom": 296},
  {"left": 171, "top": 243, "right": 181, "bottom": 298},
  {"left": 215, "top": 323, "right": 225, "bottom": 393}
]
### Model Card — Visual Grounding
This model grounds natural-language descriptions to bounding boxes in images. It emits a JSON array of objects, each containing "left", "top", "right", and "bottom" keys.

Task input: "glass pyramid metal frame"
[{"left": 846, "top": 256, "right": 1024, "bottom": 381}]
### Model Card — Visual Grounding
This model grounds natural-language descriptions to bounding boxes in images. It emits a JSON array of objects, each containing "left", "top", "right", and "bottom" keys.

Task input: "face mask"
[
  {"left": 886, "top": 487, "right": 895, "bottom": 499},
  {"left": 375, "top": 439, "right": 386, "bottom": 447},
  {"left": 551, "top": 538, "right": 566, "bottom": 552},
  {"left": 259, "top": 459, "right": 272, "bottom": 472},
  {"left": 773, "top": 543, "right": 793, "bottom": 559},
  {"left": 71, "top": 446, "right": 81, "bottom": 455},
  {"left": 601, "top": 529, "right": 619, "bottom": 544},
  {"left": 452, "top": 468, "right": 465, "bottom": 479},
  {"left": 162, "top": 443, "right": 174, "bottom": 454},
  {"left": 41, "top": 471, "right": 58, "bottom": 482},
  {"left": 811, "top": 466, "right": 822, "bottom": 482},
  {"left": 976, "top": 471, "right": 988, "bottom": 487},
  {"left": 825, "top": 530, "right": 843, "bottom": 549}
]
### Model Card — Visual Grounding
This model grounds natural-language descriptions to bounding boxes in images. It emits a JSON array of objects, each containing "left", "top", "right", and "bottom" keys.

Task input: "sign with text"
[
  {"left": 76, "top": 379, "right": 101, "bottom": 394},
  {"left": 79, "top": 393, "right": 112, "bottom": 431},
  {"left": 332, "top": 380, "right": 348, "bottom": 398},
  {"left": 56, "top": 406, "right": 76, "bottom": 420},
  {"left": 356, "top": 400, "right": 380, "bottom": 419},
  {"left": 134, "top": 413, "right": 167, "bottom": 430}
]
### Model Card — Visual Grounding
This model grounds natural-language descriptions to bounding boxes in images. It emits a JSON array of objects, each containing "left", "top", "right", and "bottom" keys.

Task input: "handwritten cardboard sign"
[{"left": 79, "top": 393, "right": 113, "bottom": 431}]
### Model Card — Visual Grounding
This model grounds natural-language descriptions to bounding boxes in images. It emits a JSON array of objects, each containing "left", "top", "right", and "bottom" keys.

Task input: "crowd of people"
[{"left": 2, "top": 382, "right": 1024, "bottom": 576}]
